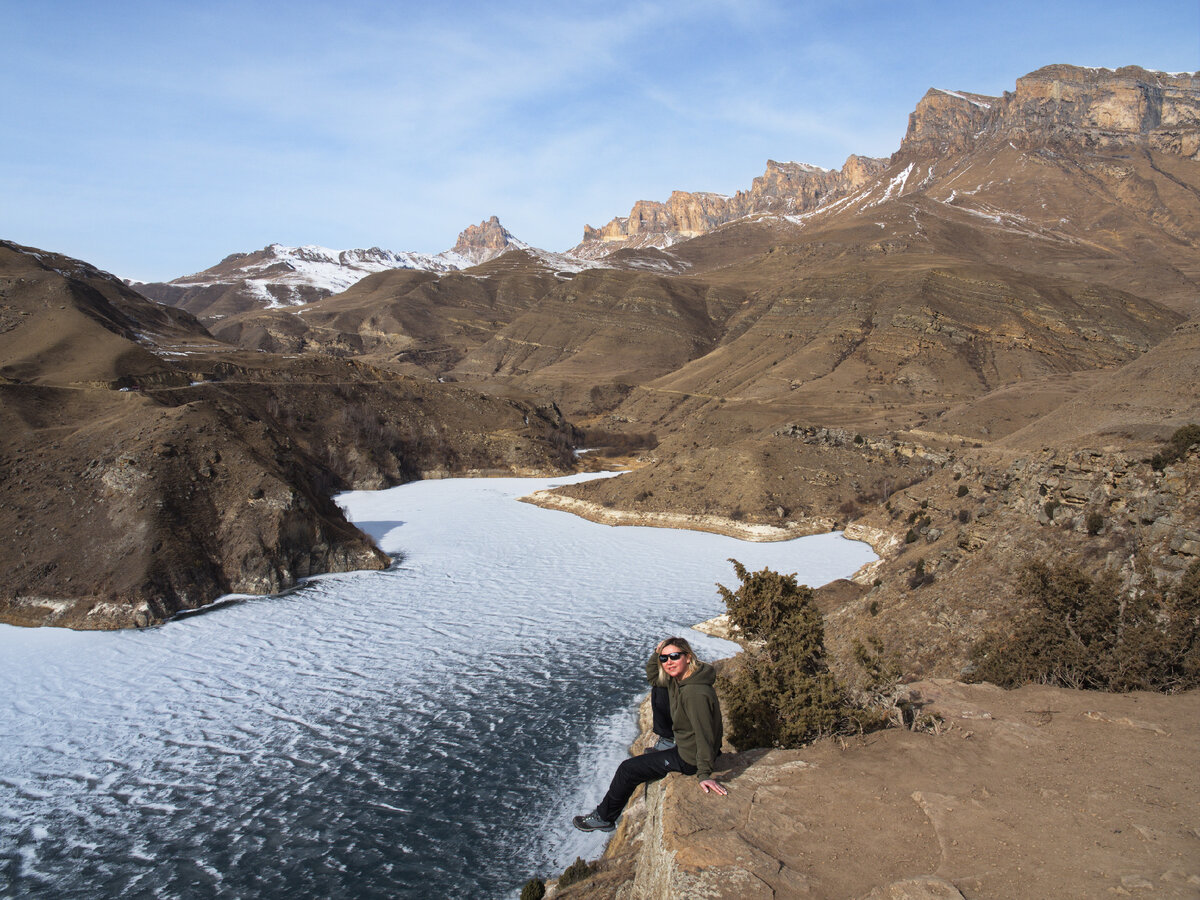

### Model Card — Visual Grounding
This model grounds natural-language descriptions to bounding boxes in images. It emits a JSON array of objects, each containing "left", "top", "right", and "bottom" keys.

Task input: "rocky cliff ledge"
[
  {"left": 575, "top": 156, "right": 887, "bottom": 253},
  {"left": 899, "top": 64, "right": 1200, "bottom": 159},
  {"left": 554, "top": 680, "right": 1200, "bottom": 898}
]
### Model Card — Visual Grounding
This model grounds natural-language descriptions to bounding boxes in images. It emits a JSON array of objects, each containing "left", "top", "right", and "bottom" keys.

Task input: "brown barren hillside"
[{"left": 0, "top": 241, "right": 574, "bottom": 628}]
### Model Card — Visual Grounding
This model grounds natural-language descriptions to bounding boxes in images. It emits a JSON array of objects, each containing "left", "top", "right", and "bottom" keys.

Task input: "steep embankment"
[{"left": 557, "top": 680, "right": 1200, "bottom": 899}]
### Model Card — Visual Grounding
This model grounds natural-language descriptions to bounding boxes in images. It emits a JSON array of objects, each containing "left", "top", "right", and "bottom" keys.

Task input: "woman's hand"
[{"left": 699, "top": 779, "right": 727, "bottom": 796}]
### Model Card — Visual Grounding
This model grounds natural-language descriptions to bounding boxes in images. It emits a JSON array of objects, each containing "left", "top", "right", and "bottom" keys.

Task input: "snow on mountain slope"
[
  {"left": 137, "top": 218, "right": 598, "bottom": 317},
  {"left": 169, "top": 244, "right": 460, "bottom": 309}
]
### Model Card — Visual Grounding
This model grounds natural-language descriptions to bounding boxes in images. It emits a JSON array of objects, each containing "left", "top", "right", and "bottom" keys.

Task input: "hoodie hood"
[{"left": 679, "top": 661, "right": 717, "bottom": 688}]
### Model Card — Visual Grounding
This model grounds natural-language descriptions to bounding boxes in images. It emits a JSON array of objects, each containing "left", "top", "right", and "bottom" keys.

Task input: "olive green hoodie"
[{"left": 664, "top": 661, "right": 723, "bottom": 781}]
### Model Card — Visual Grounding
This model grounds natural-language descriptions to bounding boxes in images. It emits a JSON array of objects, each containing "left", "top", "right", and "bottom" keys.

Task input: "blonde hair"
[{"left": 655, "top": 636, "right": 701, "bottom": 686}]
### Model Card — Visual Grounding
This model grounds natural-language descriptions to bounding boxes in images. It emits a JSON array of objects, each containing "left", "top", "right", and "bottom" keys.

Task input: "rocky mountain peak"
[
  {"left": 901, "top": 87, "right": 1000, "bottom": 157},
  {"left": 450, "top": 215, "right": 526, "bottom": 265}
]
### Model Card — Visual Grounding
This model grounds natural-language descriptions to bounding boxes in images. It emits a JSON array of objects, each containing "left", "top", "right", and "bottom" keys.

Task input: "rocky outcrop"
[
  {"left": 561, "top": 681, "right": 1200, "bottom": 898},
  {"left": 449, "top": 215, "right": 529, "bottom": 265},
  {"left": 899, "top": 88, "right": 1000, "bottom": 157},
  {"left": 576, "top": 156, "right": 887, "bottom": 251},
  {"left": 822, "top": 443, "right": 1200, "bottom": 682},
  {"left": 899, "top": 65, "right": 1200, "bottom": 160}
]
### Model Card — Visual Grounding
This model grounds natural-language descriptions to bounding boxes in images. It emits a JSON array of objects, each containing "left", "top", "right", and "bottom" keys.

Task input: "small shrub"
[
  {"left": 1086, "top": 511, "right": 1104, "bottom": 535},
  {"left": 869, "top": 600, "right": 881, "bottom": 615},
  {"left": 558, "top": 858, "right": 593, "bottom": 889},
  {"left": 957, "top": 509, "right": 970, "bottom": 524},
  {"left": 716, "top": 561, "right": 889, "bottom": 748},
  {"left": 1043, "top": 500, "right": 1060, "bottom": 520},
  {"left": 854, "top": 434, "right": 865, "bottom": 444},
  {"left": 852, "top": 635, "right": 902, "bottom": 696},
  {"left": 520, "top": 879, "right": 546, "bottom": 900},
  {"left": 957, "top": 484, "right": 969, "bottom": 498},
  {"left": 907, "top": 557, "right": 935, "bottom": 589},
  {"left": 905, "top": 528, "right": 918, "bottom": 544},
  {"left": 1150, "top": 423, "right": 1200, "bottom": 470},
  {"left": 969, "top": 560, "right": 1200, "bottom": 692}
]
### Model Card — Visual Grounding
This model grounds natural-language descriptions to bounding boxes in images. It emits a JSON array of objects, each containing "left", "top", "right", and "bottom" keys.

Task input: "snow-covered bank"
[{"left": 519, "top": 489, "right": 838, "bottom": 542}]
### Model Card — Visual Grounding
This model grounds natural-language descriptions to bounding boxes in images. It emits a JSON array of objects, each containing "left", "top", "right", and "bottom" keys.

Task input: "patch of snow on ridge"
[
  {"left": 933, "top": 88, "right": 993, "bottom": 108},
  {"left": 779, "top": 160, "right": 831, "bottom": 172},
  {"left": 164, "top": 238, "right": 607, "bottom": 308},
  {"left": 172, "top": 243, "right": 462, "bottom": 299},
  {"left": 860, "top": 164, "right": 914, "bottom": 211},
  {"left": 883, "top": 163, "right": 914, "bottom": 201}
]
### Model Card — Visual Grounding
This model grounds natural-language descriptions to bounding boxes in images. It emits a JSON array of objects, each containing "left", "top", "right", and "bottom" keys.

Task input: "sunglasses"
[{"left": 659, "top": 652, "right": 685, "bottom": 662}]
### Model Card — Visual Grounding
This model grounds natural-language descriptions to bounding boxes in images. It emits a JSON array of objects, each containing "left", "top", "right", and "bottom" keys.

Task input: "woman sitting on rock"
[{"left": 573, "top": 637, "right": 727, "bottom": 833}]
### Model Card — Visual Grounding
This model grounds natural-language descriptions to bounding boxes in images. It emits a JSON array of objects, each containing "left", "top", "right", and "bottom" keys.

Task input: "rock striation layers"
[
  {"left": 575, "top": 156, "right": 888, "bottom": 254},
  {"left": 898, "top": 65, "right": 1200, "bottom": 159}
]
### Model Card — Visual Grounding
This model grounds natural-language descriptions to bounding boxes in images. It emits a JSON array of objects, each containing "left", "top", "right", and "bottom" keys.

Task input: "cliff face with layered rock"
[
  {"left": 899, "top": 64, "right": 1200, "bottom": 159},
  {"left": 578, "top": 65, "right": 1198, "bottom": 260},
  {"left": 576, "top": 156, "right": 888, "bottom": 254}
]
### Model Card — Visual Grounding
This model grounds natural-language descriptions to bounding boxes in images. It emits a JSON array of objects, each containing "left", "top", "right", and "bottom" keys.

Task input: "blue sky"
[{"left": 2, "top": 0, "right": 1197, "bottom": 282}]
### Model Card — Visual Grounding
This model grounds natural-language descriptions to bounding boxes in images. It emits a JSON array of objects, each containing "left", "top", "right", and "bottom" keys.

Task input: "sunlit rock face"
[
  {"left": 900, "top": 65, "right": 1200, "bottom": 158},
  {"left": 577, "top": 156, "right": 887, "bottom": 251}
]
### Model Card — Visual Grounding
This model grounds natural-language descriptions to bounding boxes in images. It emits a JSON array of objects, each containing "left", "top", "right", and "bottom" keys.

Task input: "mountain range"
[{"left": 2, "top": 63, "right": 1198, "bottom": 665}]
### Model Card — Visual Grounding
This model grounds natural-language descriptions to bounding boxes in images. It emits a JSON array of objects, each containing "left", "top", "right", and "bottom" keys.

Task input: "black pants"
[
  {"left": 596, "top": 746, "right": 696, "bottom": 822},
  {"left": 651, "top": 685, "right": 673, "bottom": 740}
]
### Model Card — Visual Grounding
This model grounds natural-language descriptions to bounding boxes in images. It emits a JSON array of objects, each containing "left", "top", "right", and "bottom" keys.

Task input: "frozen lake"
[{"left": 0, "top": 473, "right": 875, "bottom": 898}]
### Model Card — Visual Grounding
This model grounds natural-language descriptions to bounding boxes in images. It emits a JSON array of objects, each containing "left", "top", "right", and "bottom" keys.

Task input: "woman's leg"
[{"left": 594, "top": 747, "right": 695, "bottom": 823}]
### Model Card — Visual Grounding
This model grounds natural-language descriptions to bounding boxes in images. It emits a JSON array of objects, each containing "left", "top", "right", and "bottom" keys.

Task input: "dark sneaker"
[{"left": 572, "top": 810, "right": 615, "bottom": 832}]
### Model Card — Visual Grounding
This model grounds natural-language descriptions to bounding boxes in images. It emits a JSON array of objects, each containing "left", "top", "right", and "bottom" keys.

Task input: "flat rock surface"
[{"left": 572, "top": 680, "right": 1200, "bottom": 899}]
